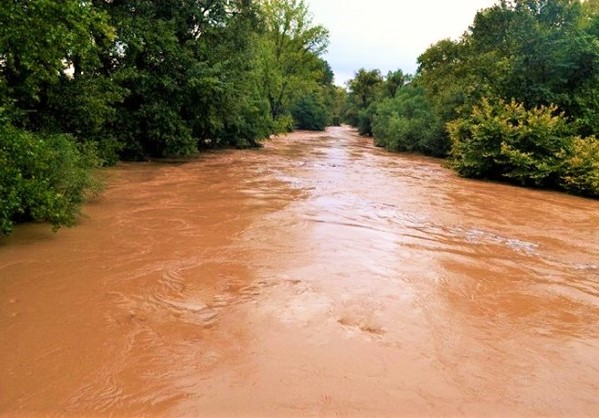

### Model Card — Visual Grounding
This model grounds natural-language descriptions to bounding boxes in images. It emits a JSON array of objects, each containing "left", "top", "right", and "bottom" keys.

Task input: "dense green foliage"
[
  {"left": 0, "top": 125, "right": 100, "bottom": 235},
  {"left": 417, "top": 0, "right": 599, "bottom": 136},
  {"left": 291, "top": 93, "right": 328, "bottom": 130},
  {"left": 0, "top": 0, "right": 334, "bottom": 158},
  {"left": 562, "top": 136, "right": 599, "bottom": 196},
  {"left": 4, "top": 0, "right": 597, "bottom": 236},
  {"left": 258, "top": 0, "right": 329, "bottom": 124},
  {"left": 344, "top": 69, "right": 384, "bottom": 135},
  {"left": 448, "top": 98, "right": 599, "bottom": 196},
  {"left": 0, "top": 0, "right": 335, "bottom": 234},
  {"left": 372, "top": 85, "right": 446, "bottom": 157},
  {"left": 344, "top": 0, "right": 599, "bottom": 197}
]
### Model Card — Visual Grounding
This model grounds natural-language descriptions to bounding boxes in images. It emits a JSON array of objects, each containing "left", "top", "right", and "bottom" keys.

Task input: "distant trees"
[
  {"left": 0, "top": 0, "right": 335, "bottom": 234},
  {"left": 257, "top": 0, "right": 340, "bottom": 132},
  {"left": 373, "top": 85, "right": 446, "bottom": 157},
  {"left": 344, "top": 68, "right": 447, "bottom": 156},
  {"left": 290, "top": 93, "right": 328, "bottom": 130},
  {"left": 344, "top": 69, "right": 384, "bottom": 135},
  {"left": 344, "top": 0, "right": 599, "bottom": 197}
]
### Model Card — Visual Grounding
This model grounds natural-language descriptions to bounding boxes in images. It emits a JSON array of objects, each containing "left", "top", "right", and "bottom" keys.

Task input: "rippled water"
[{"left": 1, "top": 126, "right": 598, "bottom": 417}]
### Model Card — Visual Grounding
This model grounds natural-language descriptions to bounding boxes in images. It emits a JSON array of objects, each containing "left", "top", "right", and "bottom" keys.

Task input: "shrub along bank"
[
  {"left": 344, "top": 0, "right": 599, "bottom": 197},
  {"left": 0, "top": 0, "right": 342, "bottom": 235}
]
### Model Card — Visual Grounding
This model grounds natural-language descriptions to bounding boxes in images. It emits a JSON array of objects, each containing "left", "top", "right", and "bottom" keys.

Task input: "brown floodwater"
[{"left": 1, "top": 126, "right": 598, "bottom": 417}]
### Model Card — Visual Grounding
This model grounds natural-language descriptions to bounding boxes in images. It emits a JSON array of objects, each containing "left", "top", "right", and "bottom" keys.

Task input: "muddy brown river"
[{"left": 1, "top": 126, "right": 598, "bottom": 417}]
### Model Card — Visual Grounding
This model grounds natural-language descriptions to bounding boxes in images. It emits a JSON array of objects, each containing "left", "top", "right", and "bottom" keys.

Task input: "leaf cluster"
[
  {"left": 0, "top": 125, "right": 101, "bottom": 235},
  {"left": 344, "top": 0, "right": 599, "bottom": 198},
  {"left": 448, "top": 98, "right": 599, "bottom": 196},
  {"left": 372, "top": 85, "right": 447, "bottom": 157},
  {"left": 0, "top": 0, "right": 335, "bottom": 234}
]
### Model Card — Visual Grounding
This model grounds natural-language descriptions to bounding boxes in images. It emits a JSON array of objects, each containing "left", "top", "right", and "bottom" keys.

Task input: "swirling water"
[{"left": 1, "top": 126, "right": 598, "bottom": 417}]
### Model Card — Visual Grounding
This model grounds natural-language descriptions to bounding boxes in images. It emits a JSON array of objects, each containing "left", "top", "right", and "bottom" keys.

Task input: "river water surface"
[{"left": 1, "top": 126, "right": 599, "bottom": 417}]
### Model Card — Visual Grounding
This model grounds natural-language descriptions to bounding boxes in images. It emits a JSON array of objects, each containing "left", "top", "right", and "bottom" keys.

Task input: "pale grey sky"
[{"left": 305, "top": 0, "right": 498, "bottom": 86}]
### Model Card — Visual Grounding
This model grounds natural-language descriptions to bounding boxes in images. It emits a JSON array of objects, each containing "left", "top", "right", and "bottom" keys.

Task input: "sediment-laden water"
[{"left": 1, "top": 126, "right": 598, "bottom": 417}]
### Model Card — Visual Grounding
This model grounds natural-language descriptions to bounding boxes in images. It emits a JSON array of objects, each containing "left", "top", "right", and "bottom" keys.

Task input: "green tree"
[
  {"left": 417, "top": 0, "right": 599, "bottom": 137},
  {"left": 372, "top": 84, "right": 447, "bottom": 157},
  {"left": 344, "top": 68, "right": 384, "bottom": 135},
  {"left": 346, "top": 69, "right": 383, "bottom": 110},
  {"left": 0, "top": 0, "right": 121, "bottom": 164},
  {"left": 257, "top": 0, "right": 330, "bottom": 129},
  {"left": 92, "top": 0, "right": 272, "bottom": 158},
  {"left": 0, "top": 0, "right": 114, "bottom": 126},
  {"left": 290, "top": 92, "right": 327, "bottom": 130},
  {"left": 382, "top": 69, "right": 409, "bottom": 98},
  {"left": 182, "top": 1, "right": 272, "bottom": 149},
  {"left": 417, "top": 38, "right": 475, "bottom": 126},
  {"left": 448, "top": 98, "right": 571, "bottom": 186}
]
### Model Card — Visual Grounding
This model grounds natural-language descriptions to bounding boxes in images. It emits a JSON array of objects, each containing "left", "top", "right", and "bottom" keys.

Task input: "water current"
[{"left": 1, "top": 126, "right": 598, "bottom": 417}]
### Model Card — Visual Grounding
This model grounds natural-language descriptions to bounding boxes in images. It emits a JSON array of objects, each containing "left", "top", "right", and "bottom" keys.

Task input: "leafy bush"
[
  {"left": 343, "top": 107, "right": 360, "bottom": 128},
  {"left": 140, "top": 103, "right": 197, "bottom": 158},
  {"left": 212, "top": 90, "right": 271, "bottom": 149},
  {"left": 290, "top": 94, "right": 328, "bottom": 131},
  {"left": 448, "top": 98, "right": 572, "bottom": 187},
  {"left": 0, "top": 125, "right": 101, "bottom": 235},
  {"left": 330, "top": 114, "right": 342, "bottom": 126},
  {"left": 272, "top": 114, "right": 295, "bottom": 134},
  {"left": 357, "top": 104, "right": 377, "bottom": 136},
  {"left": 372, "top": 86, "right": 447, "bottom": 157},
  {"left": 448, "top": 98, "right": 599, "bottom": 197},
  {"left": 41, "top": 75, "right": 125, "bottom": 165},
  {"left": 561, "top": 136, "right": 599, "bottom": 197}
]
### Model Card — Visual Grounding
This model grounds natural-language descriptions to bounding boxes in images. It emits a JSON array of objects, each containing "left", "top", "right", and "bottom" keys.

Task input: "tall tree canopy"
[
  {"left": 344, "top": 0, "right": 599, "bottom": 197},
  {"left": 0, "top": 0, "right": 336, "bottom": 234},
  {"left": 417, "top": 0, "right": 599, "bottom": 136},
  {"left": 257, "top": 0, "right": 330, "bottom": 129}
]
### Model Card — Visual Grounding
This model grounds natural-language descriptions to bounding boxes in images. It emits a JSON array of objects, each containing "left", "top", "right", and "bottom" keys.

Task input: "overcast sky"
[{"left": 305, "top": 0, "right": 498, "bottom": 86}]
